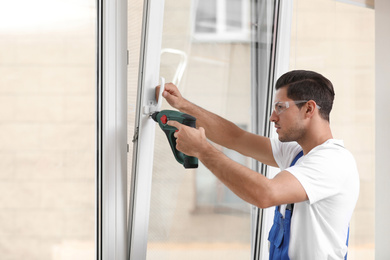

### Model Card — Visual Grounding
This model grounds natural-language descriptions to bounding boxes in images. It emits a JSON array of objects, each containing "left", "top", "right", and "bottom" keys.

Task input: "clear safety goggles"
[{"left": 273, "top": 100, "right": 321, "bottom": 115}]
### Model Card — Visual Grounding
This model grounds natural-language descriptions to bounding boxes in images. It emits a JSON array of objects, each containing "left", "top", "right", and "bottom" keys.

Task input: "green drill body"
[{"left": 151, "top": 110, "right": 198, "bottom": 169}]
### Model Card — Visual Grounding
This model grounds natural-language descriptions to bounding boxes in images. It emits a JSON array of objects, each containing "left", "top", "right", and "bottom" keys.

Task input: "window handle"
[{"left": 143, "top": 76, "right": 165, "bottom": 115}]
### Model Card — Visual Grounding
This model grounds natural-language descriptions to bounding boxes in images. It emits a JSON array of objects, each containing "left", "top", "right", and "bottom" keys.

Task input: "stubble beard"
[{"left": 278, "top": 124, "right": 305, "bottom": 143}]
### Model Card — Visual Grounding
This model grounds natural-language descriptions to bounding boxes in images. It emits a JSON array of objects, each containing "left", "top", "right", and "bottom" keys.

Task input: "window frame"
[
  {"left": 127, "top": 0, "right": 165, "bottom": 259},
  {"left": 250, "top": 0, "right": 293, "bottom": 259},
  {"left": 96, "top": 0, "right": 128, "bottom": 259}
]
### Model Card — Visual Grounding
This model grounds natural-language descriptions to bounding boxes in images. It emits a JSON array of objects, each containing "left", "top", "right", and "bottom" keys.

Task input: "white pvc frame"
[
  {"left": 127, "top": 0, "right": 165, "bottom": 259},
  {"left": 375, "top": 0, "right": 390, "bottom": 257},
  {"left": 96, "top": 0, "right": 128, "bottom": 259},
  {"left": 256, "top": 1, "right": 293, "bottom": 259},
  {"left": 249, "top": 0, "right": 292, "bottom": 259}
]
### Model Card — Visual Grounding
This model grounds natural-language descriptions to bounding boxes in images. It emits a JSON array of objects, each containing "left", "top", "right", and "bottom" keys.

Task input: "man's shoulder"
[
  {"left": 311, "top": 139, "right": 354, "bottom": 159},
  {"left": 304, "top": 139, "right": 357, "bottom": 172}
]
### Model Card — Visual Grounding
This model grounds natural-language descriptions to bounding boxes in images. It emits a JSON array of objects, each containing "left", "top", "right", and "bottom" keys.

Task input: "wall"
[
  {"left": 0, "top": 1, "right": 96, "bottom": 259},
  {"left": 375, "top": 0, "right": 390, "bottom": 258},
  {"left": 289, "top": 0, "right": 375, "bottom": 258}
]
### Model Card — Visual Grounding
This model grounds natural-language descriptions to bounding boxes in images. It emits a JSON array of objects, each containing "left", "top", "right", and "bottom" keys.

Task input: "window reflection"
[
  {"left": 195, "top": 0, "right": 217, "bottom": 33},
  {"left": 193, "top": 0, "right": 250, "bottom": 41}
]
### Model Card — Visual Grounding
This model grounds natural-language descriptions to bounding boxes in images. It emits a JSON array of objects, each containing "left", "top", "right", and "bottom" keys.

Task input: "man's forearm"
[
  {"left": 178, "top": 100, "right": 244, "bottom": 149},
  {"left": 160, "top": 84, "right": 275, "bottom": 166},
  {"left": 198, "top": 142, "right": 272, "bottom": 209}
]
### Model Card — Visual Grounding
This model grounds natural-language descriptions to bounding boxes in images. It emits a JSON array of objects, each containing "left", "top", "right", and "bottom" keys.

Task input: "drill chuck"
[{"left": 151, "top": 111, "right": 159, "bottom": 123}]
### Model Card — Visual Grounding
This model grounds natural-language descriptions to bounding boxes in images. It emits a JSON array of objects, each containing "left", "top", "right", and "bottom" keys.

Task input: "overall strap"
[
  {"left": 290, "top": 150, "right": 303, "bottom": 167},
  {"left": 345, "top": 225, "right": 350, "bottom": 260}
]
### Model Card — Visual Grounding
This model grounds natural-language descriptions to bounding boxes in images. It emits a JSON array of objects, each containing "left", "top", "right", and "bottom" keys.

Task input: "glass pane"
[
  {"left": 146, "top": 1, "right": 253, "bottom": 259},
  {"left": 194, "top": 0, "right": 217, "bottom": 33},
  {"left": 127, "top": 0, "right": 145, "bottom": 193},
  {"left": 0, "top": 1, "right": 96, "bottom": 259},
  {"left": 196, "top": 128, "right": 250, "bottom": 213},
  {"left": 226, "top": 0, "right": 243, "bottom": 31},
  {"left": 290, "top": 0, "right": 375, "bottom": 259}
]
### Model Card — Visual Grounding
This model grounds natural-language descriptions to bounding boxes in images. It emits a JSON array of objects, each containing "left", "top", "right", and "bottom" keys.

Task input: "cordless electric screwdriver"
[{"left": 151, "top": 110, "right": 198, "bottom": 169}]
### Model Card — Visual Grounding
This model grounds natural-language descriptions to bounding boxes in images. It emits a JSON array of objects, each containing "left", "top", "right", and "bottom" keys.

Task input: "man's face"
[{"left": 269, "top": 87, "right": 306, "bottom": 142}]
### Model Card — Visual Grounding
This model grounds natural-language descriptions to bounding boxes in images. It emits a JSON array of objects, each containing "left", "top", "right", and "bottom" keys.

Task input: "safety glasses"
[{"left": 273, "top": 100, "right": 321, "bottom": 115}]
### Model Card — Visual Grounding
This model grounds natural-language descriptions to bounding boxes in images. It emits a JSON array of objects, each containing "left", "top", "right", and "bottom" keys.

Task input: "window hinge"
[{"left": 132, "top": 127, "right": 139, "bottom": 143}]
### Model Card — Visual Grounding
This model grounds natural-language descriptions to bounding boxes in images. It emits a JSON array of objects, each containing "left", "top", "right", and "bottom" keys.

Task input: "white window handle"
[{"left": 143, "top": 77, "right": 165, "bottom": 115}]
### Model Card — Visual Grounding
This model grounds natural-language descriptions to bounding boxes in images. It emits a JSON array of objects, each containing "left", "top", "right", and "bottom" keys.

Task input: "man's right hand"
[{"left": 155, "top": 83, "right": 186, "bottom": 110}]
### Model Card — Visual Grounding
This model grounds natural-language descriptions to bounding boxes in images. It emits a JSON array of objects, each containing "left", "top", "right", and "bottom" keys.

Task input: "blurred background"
[
  {"left": 0, "top": 0, "right": 374, "bottom": 259},
  {"left": 128, "top": 0, "right": 375, "bottom": 259},
  {"left": 0, "top": 0, "right": 96, "bottom": 259}
]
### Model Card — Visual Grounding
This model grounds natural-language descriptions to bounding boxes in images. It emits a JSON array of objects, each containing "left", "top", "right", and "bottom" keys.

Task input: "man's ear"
[{"left": 305, "top": 100, "right": 317, "bottom": 118}]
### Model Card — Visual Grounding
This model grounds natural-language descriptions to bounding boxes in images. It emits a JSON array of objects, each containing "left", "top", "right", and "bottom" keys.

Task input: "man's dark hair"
[{"left": 275, "top": 70, "right": 335, "bottom": 122}]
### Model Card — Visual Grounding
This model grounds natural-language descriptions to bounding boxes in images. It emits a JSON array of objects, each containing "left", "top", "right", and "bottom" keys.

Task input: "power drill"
[{"left": 151, "top": 110, "right": 198, "bottom": 169}]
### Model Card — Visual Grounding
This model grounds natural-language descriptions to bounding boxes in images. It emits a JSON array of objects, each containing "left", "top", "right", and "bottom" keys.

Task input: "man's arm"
[
  {"left": 168, "top": 120, "right": 308, "bottom": 208},
  {"left": 157, "top": 83, "right": 277, "bottom": 167}
]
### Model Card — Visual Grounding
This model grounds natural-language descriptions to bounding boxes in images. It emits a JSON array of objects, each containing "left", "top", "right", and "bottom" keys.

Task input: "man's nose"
[{"left": 269, "top": 110, "right": 278, "bottom": 122}]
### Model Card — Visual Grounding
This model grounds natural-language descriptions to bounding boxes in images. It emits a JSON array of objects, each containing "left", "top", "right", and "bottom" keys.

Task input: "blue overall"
[
  {"left": 268, "top": 151, "right": 303, "bottom": 260},
  {"left": 267, "top": 150, "right": 350, "bottom": 260}
]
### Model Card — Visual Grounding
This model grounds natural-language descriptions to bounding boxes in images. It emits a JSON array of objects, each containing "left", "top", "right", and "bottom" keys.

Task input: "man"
[{"left": 157, "top": 70, "right": 359, "bottom": 259}]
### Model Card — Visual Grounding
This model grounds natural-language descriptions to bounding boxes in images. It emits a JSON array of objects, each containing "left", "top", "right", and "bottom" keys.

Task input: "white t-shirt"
[{"left": 270, "top": 139, "right": 360, "bottom": 260}]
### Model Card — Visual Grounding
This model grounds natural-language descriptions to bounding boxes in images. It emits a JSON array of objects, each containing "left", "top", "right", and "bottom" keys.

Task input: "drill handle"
[
  {"left": 163, "top": 130, "right": 198, "bottom": 169},
  {"left": 154, "top": 110, "right": 199, "bottom": 169},
  {"left": 164, "top": 129, "right": 184, "bottom": 164},
  {"left": 184, "top": 155, "right": 198, "bottom": 169}
]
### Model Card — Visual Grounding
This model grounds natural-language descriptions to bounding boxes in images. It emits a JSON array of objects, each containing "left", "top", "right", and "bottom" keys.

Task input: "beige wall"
[
  {"left": 0, "top": 1, "right": 96, "bottom": 259},
  {"left": 290, "top": 0, "right": 375, "bottom": 258}
]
